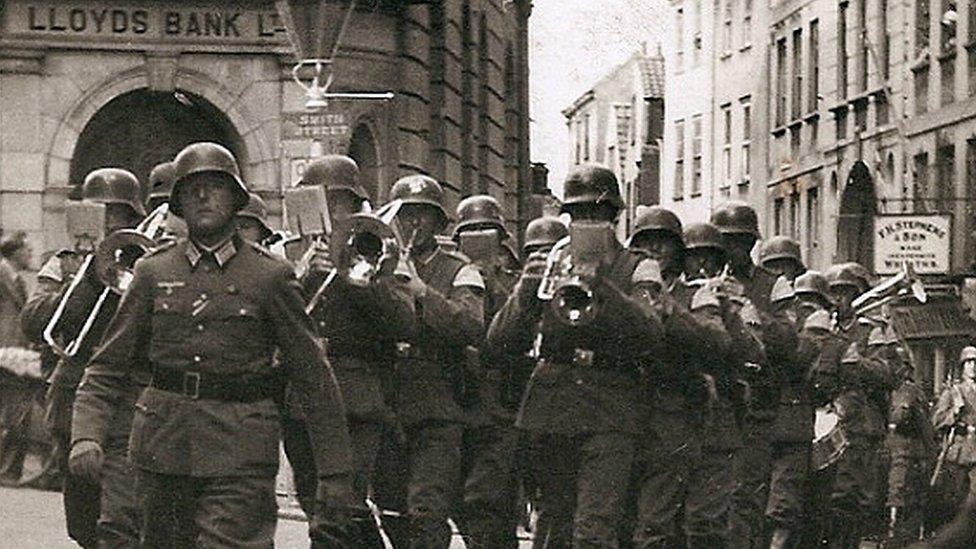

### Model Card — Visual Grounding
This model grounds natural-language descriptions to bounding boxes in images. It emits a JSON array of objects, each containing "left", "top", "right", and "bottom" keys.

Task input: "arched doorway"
[
  {"left": 837, "top": 161, "right": 877, "bottom": 270},
  {"left": 347, "top": 123, "right": 379, "bottom": 203},
  {"left": 69, "top": 89, "right": 244, "bottom": 200}
]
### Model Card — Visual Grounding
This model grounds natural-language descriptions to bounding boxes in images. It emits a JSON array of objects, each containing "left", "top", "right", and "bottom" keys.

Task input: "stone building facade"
[{"left": 0, "top": 0, "right": 533, "bottom": 265}]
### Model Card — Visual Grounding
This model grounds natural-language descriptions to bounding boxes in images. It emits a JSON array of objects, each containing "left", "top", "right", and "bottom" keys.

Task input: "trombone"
[
  {"left": 849, "top": 262, "right": 927, "bottom": 319},
  {"left": 43, "top": 204, "right": 169, "bottom": 358}
]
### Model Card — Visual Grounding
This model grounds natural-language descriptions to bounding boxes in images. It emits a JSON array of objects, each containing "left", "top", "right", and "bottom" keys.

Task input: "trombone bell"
[{"left": 94, "top": 230, "right": 155, "bottom": 294}]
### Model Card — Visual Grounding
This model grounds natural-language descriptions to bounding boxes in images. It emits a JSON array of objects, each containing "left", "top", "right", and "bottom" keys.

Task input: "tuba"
[{"left": 43, "top": 204, "right": 169, "bottom": 358}]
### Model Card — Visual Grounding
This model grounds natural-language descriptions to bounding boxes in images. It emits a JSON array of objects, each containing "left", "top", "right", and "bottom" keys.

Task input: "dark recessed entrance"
[
  {"left": 837, "top": 160, "right": 877, "bottom": 270},
  {"left": 69, "top": 89, "right": 244, "bottom": 200},
  {"left": 347, "top": 123, "right": 379, "bottom": 203}
]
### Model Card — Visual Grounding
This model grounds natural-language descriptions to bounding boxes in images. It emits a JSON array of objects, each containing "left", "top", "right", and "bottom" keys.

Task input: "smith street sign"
[{"left": 873, "top": 214, "right": 952, "bottom": 275}]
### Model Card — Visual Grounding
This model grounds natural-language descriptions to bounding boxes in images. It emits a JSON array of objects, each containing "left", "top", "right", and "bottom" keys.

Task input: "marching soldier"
[
  {"left": 931, "top": 347, "right": 976, "bottom": 521},
  {"left": 627, "top": 211, "right": 741, "bottom": 547},
  {"left": 290, "top": 155, "right": 415, "bottom": 545},
  {"left": 68, "top": 142, "right": 356, "bottom": 547},
  {"left": 20, "top": 168, "right": 146, "bottom": 548},
  {"left": 146, "top": 161, "right": 175, "bottom": 213},
  {"left": 879, "top": 326, "right": 932, "bottom": 546},
  {"left": 488, "top": 165, "right": 664, "bottom": 547},
  {"left": 522, "top": 216, "right": 569, "bottom": 257},
  {"left": 765, "top": 271, "right": 830, "bottom": 548},
  {"left": 377, "top": 174, "right": 485, "bottom": 548},
  {"left": 812, "top": 262, "right": 894, "bottom": 547},
  {"left": 711, "top": 202, "right": 779, "bottom": 549},
  {"left": 452, "top": 194, "right": 523, "bottom": 548}
]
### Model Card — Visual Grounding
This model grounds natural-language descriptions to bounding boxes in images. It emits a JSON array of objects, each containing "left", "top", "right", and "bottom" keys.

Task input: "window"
[
  {"left": 809, "top": 20, "right": 820, "bottom": 112},
  {"left": 839, "top": 2, "right": 849, "bottom": 99},
  {"left": 836, "top": 108, "right": 848, "bottom": 140},
  {"left": 792, "top": 28, "right": 803, "bottom": 120},
  {"left": 877, "top": 92, "right": 890, "bottom": 125},
  {"left": 692, "top": 114, "right": 703, "bottom": 194},
  {"left": 676, "top": 8, "right": 684, "bottom": 72},
  {"left": 936, "top": 144, "right": 955, "bottom": 212},
  {"left": 941, "top": 56, "right": 955, "bottom": 105},
  {"left": 741, "top": 99, "right": 752, "bottom": 183},
  {"left": 970, "top": 0, "right": 976, "bottom": 44},
  {"left": 881, "top": 0, "right": 890, "bottom": 78},
  {"left": 916, "top": 0, "right": 931, "bottom": 55},
  {"left": 674, "top": 120, "right": 685, "bottom": 198},
  {"left": 969, "top": 49, "right": 976, "bottom": 96},
  {"left": 941, "top": 0, "right": 957, "bottom": 53},
  {"left": 774, "top": 197, "right": 785, "bottom": 234},
  {"left": 806, "top": 187, "right": 820, "bottom": 265},
  {"left": 742, "top": 0, "right": 753, "bottom": 46},
  {"left": 722, "top": 105, "right": 732, "bottom": 186},
  {"left": 583, "top": 114, "right": 591, "bottom": 161},
  {"left": 856, "top": 0, "right": 867, "bottom": 92},
  {"left": 574, "top": 120, "right": 581, "bottom": 164},
  {"left": 776, "top": 37, "right": 787, "bottom": 126},
  {"left": 914, "top": 152, "right": 930, "bottom": 212},
  {"left": 791, "top": 126, "right": 801, "bottom": 157},
  {"left": 790, "top": 192, "right": 801, "bottom": 238},
  {"left": 722, "top": 0, "right": 733, "bottom": 53},
  {"left": 855, "top": 101, "right": 868, "bottom": 132},
  {"left": 915, "top": 67, "right": 929, "bottom": 114},
  {"left": 693, "top": 0, "right": 702, "bottom": 66},
  {"left": 966, "top": 139, "right": 976, "bottom": 268}
]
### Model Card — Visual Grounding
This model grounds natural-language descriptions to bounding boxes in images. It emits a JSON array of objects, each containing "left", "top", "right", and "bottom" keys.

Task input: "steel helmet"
[
  {"left": 844, "top": 262, "right": 874, "bottom": 291},
  {"left": 826, "top": 262, "right": 869, "bottom": 293},
  {"left": 82, "top": 168, "right": 147, "bottom": 217},
  {"left": 237, "top": 193, "right": 273, "bottom": 239},
  {"left": 523, "top": 216, "right": 568, "bottom": 253},
  {"left": 770, "top": 276, "right": 795, "bottom": 304},
  {"left": 711, "top": 201, "right": 760, "bottom": 238},
  {"left": 389, "top": 174, "right": 450, "bottom": 224},
  {"left": 868, "top": 326, "right": 886, "bottom": 347},
  {"left": 147, "top": 161, "right": 176, "bottom": 204},
  {"left": 683, "top": 222, "right": 726, "bottom": 253},
  {"left": 454, "top": 194, "right": 507, "bottom": 237},
  {"left": 794, "top": 271, "right": 831, "bottom": 303},
  {"left": 299, "top": 155, "right": 368, "bottom": 200},
  {"left": 629, "top": 206, "right": 683, "bottom": 246},
  {"left": 759, "top": 235, "right": 803, "bottom": 267},
  {"left": 961, "top": 346, "right": 976, "bottom": 363},
  {"left": 802, "top": 309, "right": 832, "bottom": 333},
  {"left": 170, "top": 142, "right": 248, "bottom": 217},
  {"left": 561, "top": 164, "right": 624, "bottom": 211}
]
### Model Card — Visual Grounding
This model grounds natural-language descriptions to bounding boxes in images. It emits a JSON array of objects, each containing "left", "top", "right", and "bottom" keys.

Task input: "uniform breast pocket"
[
  {"left": 152, "top": 296, "right": 186, "bottom": 342},
  {"left": 215, "top": 298, "right": 268, "bottom": 356}
]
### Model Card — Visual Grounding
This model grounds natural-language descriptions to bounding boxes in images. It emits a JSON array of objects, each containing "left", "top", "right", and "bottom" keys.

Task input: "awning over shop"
[{"left": 890, "top": 299, "right": 976, "bottom": 340}]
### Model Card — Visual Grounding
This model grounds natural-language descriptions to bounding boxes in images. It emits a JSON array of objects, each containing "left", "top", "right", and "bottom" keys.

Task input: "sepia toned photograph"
[{"left": 0, "top": 0, "right": 975, "bottom": 547}]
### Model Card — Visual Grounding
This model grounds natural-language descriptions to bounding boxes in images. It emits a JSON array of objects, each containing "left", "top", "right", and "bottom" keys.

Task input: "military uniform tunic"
[{"left": 71, "top": 237, "right": 353, "bottom": 547}]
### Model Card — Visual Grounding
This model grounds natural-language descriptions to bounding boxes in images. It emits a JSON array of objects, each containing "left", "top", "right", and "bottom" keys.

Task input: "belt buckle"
[
  {"left": 183, "top": 372, "right": 201, "bottom": 399},
  {"left": 573, "top": 348, "right": 594, "bottom": 367}
]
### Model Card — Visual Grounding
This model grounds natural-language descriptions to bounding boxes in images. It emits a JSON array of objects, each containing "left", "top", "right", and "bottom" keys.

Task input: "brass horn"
[
  {"left": 42, "top": 204, "right": 169, "bottom": 358},
  {"left": 850, "top": 262, "right": 927, "bottom": 319},
  {"left": 537, "top": 221, "right": 615, "bottom": 327},
  {"left": 333, "top": 213, "right": 401, "bottom": 287}
]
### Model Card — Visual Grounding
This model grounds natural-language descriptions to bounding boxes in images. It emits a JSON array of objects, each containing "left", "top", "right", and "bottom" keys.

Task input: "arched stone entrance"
[
  {"left": 69, "top": 89, "right": 245, "bottom": 199},
  {"left": 837, "top": 160, "right": 877, "bottom": 270},
  {"left": 347, "top": 122, "right": 380, "bottom": 203}
]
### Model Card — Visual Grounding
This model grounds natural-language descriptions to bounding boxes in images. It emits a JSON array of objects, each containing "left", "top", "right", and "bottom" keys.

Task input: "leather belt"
[
  {"left": 541, "top": 348, "right": 598, "bottom": 368},
  {"left": 150, "top": 369, "right": 276, "bottom": 402}
]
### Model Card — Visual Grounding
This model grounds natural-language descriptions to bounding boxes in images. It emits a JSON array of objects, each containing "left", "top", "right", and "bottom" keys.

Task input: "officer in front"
[
  {"left": 21, "top": 168, "right": 146, "bottom": 548},
  {"left": 67, "top": 142, "right": 356, "bottom": 547},
  {"left": 488, "top": 165, "right": 664, "bottom": 547}
]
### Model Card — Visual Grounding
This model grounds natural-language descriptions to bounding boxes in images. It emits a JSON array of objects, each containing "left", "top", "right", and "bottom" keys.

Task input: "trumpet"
[
  {"left": 304, "top": 200, "right": 406, "bottom": 315},
  {"left": 850, "top": 262, "right": 927, "bottom": 319},
  {"left": 43, "top": 204, "right": 169, "bottom": 358}
]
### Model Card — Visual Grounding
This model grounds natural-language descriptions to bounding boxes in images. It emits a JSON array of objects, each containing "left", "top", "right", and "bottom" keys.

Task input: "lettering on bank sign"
[
  {"left": 874, "top": 214, "right": 952, "bottom": 274},
  {"left": 1, "top": 1, "right": 288, "bottom": 46}
]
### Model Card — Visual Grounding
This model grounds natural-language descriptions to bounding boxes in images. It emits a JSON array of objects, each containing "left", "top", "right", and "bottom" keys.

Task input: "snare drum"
[{"left": 812, "top": 406, "right": 849, "bottom": 471}]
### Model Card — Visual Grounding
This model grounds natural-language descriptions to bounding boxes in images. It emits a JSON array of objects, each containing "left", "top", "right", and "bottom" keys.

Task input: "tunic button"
[
  {"left": 197, "top": 324, "right": 205, "bottom": 332},
  {"left": 239, "top": 308, "right": 247, "bottom": 315},
  {"left": 193, "top": 355, "right": 202, "bottom": 363},
  {"left": 575, "top": 378, "right": 584, "bottom": 386},
  {"left": 161, "top": 303, "right": 169, "bottom": 310},
  {"left": 200, "top": 293, "right": 208, "bottom": 300}
]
